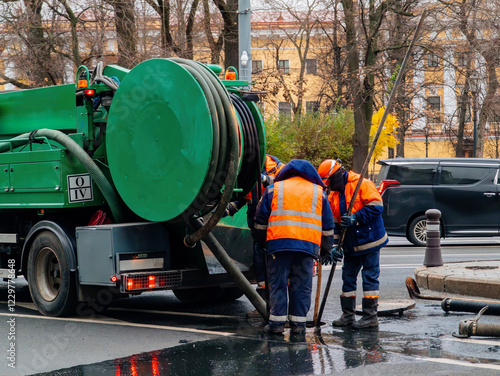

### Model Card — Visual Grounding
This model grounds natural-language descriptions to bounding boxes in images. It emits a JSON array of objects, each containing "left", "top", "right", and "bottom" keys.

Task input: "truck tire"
[
  {"left": 173, "top": 286, "right": 244, "bottom": 304},
  {"left": 173, "top": 287, "right": 223, "bottom": 304},
  {"left": 27, "top": 231, "right": 77, "bottom": 316},
  {"left": 219, "top": 287, "right": 244, "bottom": 302},
  {"left": 407, "top": 215, "right": 427, "bottom": 247}
]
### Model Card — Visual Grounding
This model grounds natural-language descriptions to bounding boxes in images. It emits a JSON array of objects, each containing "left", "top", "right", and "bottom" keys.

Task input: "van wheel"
[
  {"left": 27, "top": 231, "right": 76, "bottom": 316},
  {"left": 408, "top": 215, "right": 427, "bottom": 247}
]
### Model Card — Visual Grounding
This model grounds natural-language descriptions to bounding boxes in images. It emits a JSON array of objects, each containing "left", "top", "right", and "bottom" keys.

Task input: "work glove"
[
  {"left": 340, "top": 213, "right": 357, "bottom": 227},
  {"left": 331, "top": 246, "right": 343, "bottom": 263},
  {"left": 319, "top": 249, "right": 334, "bottom": 266},
  {"left": 319, "top": 246, "right": 343, "bottom": 265}
]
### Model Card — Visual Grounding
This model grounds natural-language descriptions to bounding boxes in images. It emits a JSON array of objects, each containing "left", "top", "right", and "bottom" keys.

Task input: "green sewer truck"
[{"left": 0, "top": 58, "right": 265, "bottom": 317}]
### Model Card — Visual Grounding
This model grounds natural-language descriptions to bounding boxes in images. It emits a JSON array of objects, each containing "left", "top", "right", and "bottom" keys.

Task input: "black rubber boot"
[
  {"left": 352, "top": 297, "right": 379, "bottom": 329},
  {"left": 332, "top": 296, "right": 356, "bottom": 327}
]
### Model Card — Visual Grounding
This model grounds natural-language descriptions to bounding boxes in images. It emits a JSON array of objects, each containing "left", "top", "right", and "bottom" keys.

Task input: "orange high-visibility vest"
[{"left": 267, "top": 176, "right": 323, "bottom": 246}]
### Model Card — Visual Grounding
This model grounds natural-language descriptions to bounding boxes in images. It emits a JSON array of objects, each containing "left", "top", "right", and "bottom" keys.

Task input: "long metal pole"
[
  {"left": 238, "top": 0, "right": 252, "bottom": 84},
  {"left": 315, "top": 10, "right": 427, "bottom": 327},
  {"left": 191, "top": 218, "right": 268, "bottom": 321},
  {"left": 473, "top": 93, "right": 477, "bottom": 158}
]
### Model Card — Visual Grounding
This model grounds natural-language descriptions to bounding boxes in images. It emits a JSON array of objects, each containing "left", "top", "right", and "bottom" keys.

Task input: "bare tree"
[
  {"left": 252, "top": 1, "right": 329, "bottom": 116},
  {"left": 143, "top": 0, "right": 200, "bottom": 59},
  {"left": 212, "top": 0, "right": 238, "bottom": 68},
  {"left": 105, "top": 0, "right": 137, "bottom": 68},
  {"left": 202, "top": 0, "right": 223, "bottom": 64}
]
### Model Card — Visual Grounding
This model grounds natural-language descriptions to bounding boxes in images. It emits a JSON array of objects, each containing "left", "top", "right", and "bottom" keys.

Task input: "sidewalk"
[{"left": 414, "top": 261, "right": 500, "bottom": 300}]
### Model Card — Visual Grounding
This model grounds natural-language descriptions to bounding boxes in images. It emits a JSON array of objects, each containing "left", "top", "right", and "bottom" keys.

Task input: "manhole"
[{"left": 465, "top": 266, "right": 498, "bottom": 270}]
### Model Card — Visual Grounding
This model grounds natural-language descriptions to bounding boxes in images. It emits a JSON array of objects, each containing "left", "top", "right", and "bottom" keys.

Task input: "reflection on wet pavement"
[{"left": 32, "top": 326, "right": 425, "bottom": 376}]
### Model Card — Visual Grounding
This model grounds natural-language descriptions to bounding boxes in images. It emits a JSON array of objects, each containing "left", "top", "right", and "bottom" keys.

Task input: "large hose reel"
[{"left": 105, "top": 58, "right": 263, "bottom": 233}]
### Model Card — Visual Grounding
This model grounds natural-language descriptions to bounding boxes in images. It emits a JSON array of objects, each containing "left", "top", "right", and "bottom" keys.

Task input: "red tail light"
[
  {"left": 148, "top": 275, "right": 156, "bottom": 289},
  {"left": 378, "top": 179, "right": 401, "bottom": 194}
]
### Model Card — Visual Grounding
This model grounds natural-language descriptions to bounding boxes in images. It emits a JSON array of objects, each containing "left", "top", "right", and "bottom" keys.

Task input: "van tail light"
[{"left": 378, "top": 180, "right": 401, "bottom": 194}]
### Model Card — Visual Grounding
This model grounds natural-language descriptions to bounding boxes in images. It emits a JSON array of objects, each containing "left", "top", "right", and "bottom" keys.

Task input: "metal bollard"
[{"left": 423, "top": 209, "right": 443, "bottom": 267}]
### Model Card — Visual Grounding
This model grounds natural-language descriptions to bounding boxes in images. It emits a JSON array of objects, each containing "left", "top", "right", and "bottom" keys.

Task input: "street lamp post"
[
  {"left": 470, "top": 75, "right": 478, "bottom": 158},
  {"left": 238, "top": 0, "right": 252, "bottom": 85}
]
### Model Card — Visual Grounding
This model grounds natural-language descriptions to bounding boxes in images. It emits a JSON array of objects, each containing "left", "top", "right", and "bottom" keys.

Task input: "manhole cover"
[
  {"left": 465, "top": 266, "right": 498, "bottom": 270},
  {"left": 356, "top": 299, "right": 416, "bottom": 316}
]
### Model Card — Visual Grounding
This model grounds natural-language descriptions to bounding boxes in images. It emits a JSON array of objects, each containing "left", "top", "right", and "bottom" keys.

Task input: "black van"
[{"left": 376, "top": 158, "right": 500, "bottom": 246}]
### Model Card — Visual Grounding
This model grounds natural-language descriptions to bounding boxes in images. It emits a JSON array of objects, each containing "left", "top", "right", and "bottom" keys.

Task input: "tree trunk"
[
  {"left": 476, "top": 59, "right": 499, "bottom": 158},
  {"left": 214, "top": 0, "right": 239, "bottom": 69},
  {"left": 203, "top": 0, "right": 223, "bottom": 64},
  {"left": 108, "top": 0, "right": 137, "bottom": 68},
  {"left": 342, "top": 0, "right": 365, "bottom": 171},
  {"left": 185, "top": 0, "right": 200, "bottom": 59},
  {"left": 23, "top": 0, "right": 55, "bottom": 86}
]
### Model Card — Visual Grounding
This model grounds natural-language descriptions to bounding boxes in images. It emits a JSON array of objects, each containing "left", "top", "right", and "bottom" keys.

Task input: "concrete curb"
[{"left": 414, "top": 261, "right": 500, "bottom": 300}]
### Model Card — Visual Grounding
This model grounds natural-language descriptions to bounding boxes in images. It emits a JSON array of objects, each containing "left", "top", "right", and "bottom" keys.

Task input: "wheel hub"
[{"left": 35, "top": 247, "right": 61, "bottom": 302}]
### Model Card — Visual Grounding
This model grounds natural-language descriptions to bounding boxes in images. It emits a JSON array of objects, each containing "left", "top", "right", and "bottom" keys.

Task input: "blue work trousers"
[
  {"left": 267, "top": 252, "right": 314, "bottom": 329},
  {"left": 341, "top": 250, "right": 380, "bottom": 296},
  {"left": 253, "top": 242, "right": 266, "bottom": 285}
]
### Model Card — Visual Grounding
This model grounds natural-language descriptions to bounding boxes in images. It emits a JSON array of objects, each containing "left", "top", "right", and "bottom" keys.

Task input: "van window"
[
  {"left": 384, "top": 164, "right": 438, "bottom": 185},
  {"left": 438, "top": 166, "right": 491, "bottom": 185}
]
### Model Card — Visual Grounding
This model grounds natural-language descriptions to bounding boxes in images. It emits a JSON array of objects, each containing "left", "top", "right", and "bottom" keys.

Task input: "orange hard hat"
[{"left": 318, "top": 159, "right": 341, "bottom": 179}]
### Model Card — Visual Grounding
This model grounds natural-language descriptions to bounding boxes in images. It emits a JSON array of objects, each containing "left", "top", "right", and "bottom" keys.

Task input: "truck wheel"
[
  {"left": 173, "top": 286, "right": 244, "bottom": 303},
  {"left": 173, "top": 287, "right": 224, "bottom": 304},
  {"left": 219, "top": 287, "right": 244, "bottom": 302},
  {"left": 27, "top": 231, "right": 76, "bottom": 316},
  {"left": 407, "top": 215, "right": 427, "bottom": 247}
]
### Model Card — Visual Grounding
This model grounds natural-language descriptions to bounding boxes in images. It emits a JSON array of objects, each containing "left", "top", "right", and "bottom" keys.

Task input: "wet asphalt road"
[{"left": 1, "top": 237, "right": 500, "bottom": 375}]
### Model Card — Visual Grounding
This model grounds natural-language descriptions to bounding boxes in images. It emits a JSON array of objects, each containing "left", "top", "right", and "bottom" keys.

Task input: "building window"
[
  {"left": 278, "top": 102, "right": 292, "bottom": 118},
  {"left": 306, "top": 101, "right": 320, "bottom": 113},
  {"left": 456, "top": 51, "right": 468, "bottom": 67},
  {"left": 278, "top": 60, "right": 290, "bottom": 74},
  {"left": 252, "top": 60, "right": 263, "bottom": 74},
  {"left": 427, "top": 96, "right": 441, "bottom": 123},
  {"left": 427, "top": 53, "right": 439, "bottom": 67},
  {"left": 305, "top": 59, "right": 317, "bottom": 74}
]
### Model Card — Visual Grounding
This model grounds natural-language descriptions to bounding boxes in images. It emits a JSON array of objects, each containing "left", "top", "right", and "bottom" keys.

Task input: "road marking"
[
  {"left": 418, "top": 357, "right": 500, "bottom": 371},
  {"left": 443, "top": 337, "right": 500, "bottom": 347},
  {"left": 382, "top": 253, "right": 498, "bottom": 257},
  {"left": 14, "top": 302, "right": 37, "bottom": 311},
  {"left": 108, "top": 307, "right": 241, "bottom": 320},
  {"left": 380, "top": 264, "right": 421, "bottom": 268},
  {"left": 1, "top": 302, "right": 245, "bottom": 320},
  {"left": 0, "top": 312, "right": 234, "bottom": 337}
]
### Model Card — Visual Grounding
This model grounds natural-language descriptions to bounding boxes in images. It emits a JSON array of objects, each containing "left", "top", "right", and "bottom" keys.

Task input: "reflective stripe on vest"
[{"left": 267, "top": 177, "right": 323, "bottom": 246}]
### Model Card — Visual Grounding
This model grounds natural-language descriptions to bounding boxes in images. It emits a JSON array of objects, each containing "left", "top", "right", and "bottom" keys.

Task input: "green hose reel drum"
[{"left": 106, "top": 59, "right": 218, "bottom": 222}]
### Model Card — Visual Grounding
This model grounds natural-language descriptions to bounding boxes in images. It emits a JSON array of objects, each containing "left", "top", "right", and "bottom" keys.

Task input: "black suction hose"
[
  {"left": 230, "top": 93, "right": 261, "bottom": 198},
  {"left": 442, "top": 298, "right": 500, "bottom": 315},
  {"left": 170, "top": 59, "right": 240, "bottom": 247}
]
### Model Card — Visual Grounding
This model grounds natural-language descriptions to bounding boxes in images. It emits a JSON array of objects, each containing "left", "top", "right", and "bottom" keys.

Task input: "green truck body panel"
[
  {"left": 0, "top": 148, "right": 105, "bottom": 208},
  {"left": 0, "top": 84, "right": 77, "bottom": 135}
]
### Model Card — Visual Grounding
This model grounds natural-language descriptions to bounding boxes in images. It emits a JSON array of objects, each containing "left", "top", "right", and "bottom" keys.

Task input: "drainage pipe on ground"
[
  {"left": 454, "top": 306, "right": 500, "bottom": 338},
  {"left": 442, "top": 298, "right": 500, "bottom": 316}
]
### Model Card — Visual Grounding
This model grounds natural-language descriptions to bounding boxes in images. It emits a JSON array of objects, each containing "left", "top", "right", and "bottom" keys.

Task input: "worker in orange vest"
[
  {"left": 318, "top": 159, "right": 388, "bottom": 329},
  {"left": 224, "top": 155, "right": 285, "bottom": 298},
  {"left": 254, "top": 159, "right": 334, "bottom": 334}
]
